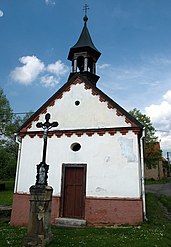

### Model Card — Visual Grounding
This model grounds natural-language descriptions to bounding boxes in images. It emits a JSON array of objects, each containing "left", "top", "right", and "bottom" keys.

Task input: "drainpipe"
[
  {"left": 140, "top": 127, "right": 147, "bottom": 221},
  {"left": 14, "top": 134, "right": 22, "bottom": 193}
]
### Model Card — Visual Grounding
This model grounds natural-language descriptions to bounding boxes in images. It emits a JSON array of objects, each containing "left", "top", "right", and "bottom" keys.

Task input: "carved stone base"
[{"left": 23, "top": 185, "right": 53, "bottom": 247}]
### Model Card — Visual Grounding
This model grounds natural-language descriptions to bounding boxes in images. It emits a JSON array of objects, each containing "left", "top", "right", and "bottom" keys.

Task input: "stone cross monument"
[{"left": 23, "top": 113, "right": 58, "bottom": 247}]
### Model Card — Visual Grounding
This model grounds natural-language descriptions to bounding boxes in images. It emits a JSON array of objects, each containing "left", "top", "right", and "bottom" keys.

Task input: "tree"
[
  {"left": 129, "top": 108, "right": 162, "bottom": 168},
  {"left": 0, "top": 88, "right": 14, "bottom": 137},
  {"left": 129, "top": 108, "right": 157, "bottom": 143},
  {"left": 0, "top": 87, "right": 33, "bottom": 179}
]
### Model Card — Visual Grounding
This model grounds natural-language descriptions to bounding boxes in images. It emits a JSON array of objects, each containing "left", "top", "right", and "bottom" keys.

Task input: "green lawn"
[
  {"left": 145, "top": 177, "right": 171, "bottom": 185},
  {"left": 159, "top": 194, "right": 171, "bottom": 212},
  {"left": 0, "top": 180, "right": 14, "bottom": 205},
  {"left": 0, "top": 193, "right": 171, "bottom": 247}
]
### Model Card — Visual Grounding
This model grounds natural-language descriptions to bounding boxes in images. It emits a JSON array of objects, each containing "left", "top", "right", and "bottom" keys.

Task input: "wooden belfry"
[{"left": 23, "top": 113, "right": 58, "bottom": 247}]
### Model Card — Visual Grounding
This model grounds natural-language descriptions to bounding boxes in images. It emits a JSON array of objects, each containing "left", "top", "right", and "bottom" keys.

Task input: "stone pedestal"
[{"left": 23, "top": 185, "right": 53, "bottom": 247}]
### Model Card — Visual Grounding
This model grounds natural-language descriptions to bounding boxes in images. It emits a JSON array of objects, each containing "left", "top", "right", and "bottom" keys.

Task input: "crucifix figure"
[
  {"left": 36, "top": 113, "right": 58, "bottom": 186},
  {"left": 83, "top": 3, "right": 89, "bottom": 16}
]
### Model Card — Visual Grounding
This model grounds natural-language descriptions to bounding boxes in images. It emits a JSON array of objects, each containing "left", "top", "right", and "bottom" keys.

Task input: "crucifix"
[
  {"left": 83, "top": 3, "right": 89, "bottom": 16},
  {"left": 36, "top": 113, "right": 58, "bottom": 186}
]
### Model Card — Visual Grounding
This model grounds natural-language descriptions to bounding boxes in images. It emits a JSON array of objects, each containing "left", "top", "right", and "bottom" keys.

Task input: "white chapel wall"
[{"left": 16, "top": 130, "right": 141, "bottom": 199}]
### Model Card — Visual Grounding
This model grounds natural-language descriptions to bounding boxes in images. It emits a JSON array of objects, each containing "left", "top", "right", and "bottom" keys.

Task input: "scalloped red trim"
[{"left": 20, "top": 127, "right": 140, "bottom": 139}]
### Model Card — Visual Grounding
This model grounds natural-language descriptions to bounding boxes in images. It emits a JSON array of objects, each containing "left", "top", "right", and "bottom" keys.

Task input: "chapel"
[{"left": 11, "top": 13, "right": 146, "bottom": 226}]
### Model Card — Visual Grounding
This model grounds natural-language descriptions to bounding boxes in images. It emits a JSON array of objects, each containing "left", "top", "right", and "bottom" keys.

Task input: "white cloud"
[
  {"left": 163, "top": 90, "right": 171, "bottom": 103},
  {"left": 0, "top": 10, "right": 3, "bottom": 17},
  {"left": 41, "top": 75, "right": 59, "bottom": 88},
  {"left": 46, "top": 60, "right": 69, "bottom": 76},
  {"left": 45, "top": 0, "right": 56, "bottom": 6},
  {"left": 98, "top": 64, "right": 111, "bottom": 69},
  {"left": 11, "top": 56, "right": 69, "bottom": 87},
  {"left": 10, "top": 56, "right": 45, "bottom": 85},
  {"left": 145, "top": 101, "right": 171, "bottom": 130},
  {"left": 145, "top": 97, "right": 171, "bottom": 154}
]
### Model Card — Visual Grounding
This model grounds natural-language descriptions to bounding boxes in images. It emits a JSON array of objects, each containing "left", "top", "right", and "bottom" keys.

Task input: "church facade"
[{"left": 11, "top": 15, "right": 146, "bottom": 226}]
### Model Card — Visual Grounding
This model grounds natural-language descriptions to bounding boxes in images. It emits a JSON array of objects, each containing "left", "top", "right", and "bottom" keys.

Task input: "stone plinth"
[{"left": 23, "top": 185, "right": 53, "bottom": 247}]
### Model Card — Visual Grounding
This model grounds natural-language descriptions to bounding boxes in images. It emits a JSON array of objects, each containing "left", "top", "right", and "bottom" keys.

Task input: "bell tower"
[{"left": 68, "top": 13, "right": 101, "bottom": 85}]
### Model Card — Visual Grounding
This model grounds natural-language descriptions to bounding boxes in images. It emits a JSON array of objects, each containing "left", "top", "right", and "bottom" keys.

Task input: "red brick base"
[
  {"left": 10, "top": 193, "right": 60, "bottom": 226},
  {"left": 10, "top": 193, "right": 143, "bottom": 226},
  {"left": 85, "top": 197, "right": 143, "bottom": 225}
]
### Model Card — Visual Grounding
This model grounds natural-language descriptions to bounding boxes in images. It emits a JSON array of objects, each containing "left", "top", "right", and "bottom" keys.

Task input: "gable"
[{"left": 19, "top": 74, "right": 143, "bottom": 134}]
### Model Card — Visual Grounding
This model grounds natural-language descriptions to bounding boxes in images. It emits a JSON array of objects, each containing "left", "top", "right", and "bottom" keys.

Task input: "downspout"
[
  {"left": 14, "top": 134, "right": 22, "bottom": 193},
  {"left": 140, "top": 127, "right": 147, "bottom": 221}
]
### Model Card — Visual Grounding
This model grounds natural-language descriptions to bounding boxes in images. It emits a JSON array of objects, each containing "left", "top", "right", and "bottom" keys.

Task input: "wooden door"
[{"left": 62, "top": 165, "right": 86, "bottom": 219}]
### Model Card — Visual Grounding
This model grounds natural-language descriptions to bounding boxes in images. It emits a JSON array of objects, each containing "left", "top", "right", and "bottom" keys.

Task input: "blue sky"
[{"left": 0, "top": 0, "right": 171, "bottom": 154}]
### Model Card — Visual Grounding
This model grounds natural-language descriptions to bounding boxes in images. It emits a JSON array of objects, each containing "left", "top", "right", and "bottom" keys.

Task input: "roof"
[
  {"left": 19, "top": 73, "right": 144, "bottom": 133},
  {"left": 68, "top": 15, "right": 101, "bottom": 61}
]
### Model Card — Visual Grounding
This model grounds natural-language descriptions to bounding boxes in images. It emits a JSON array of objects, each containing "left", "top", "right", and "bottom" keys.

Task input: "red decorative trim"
[
  {"left": 19, "top": 127, "right": 140, "bottom": 139},
  {"left": 56, "top": 94, "right": 63, "bottom": 99},
  {"left": 49, "top": 100, "right": 55, "bottom": 107},
  {"left": 92, "top": 90, "right": 98, "bottom": 96},
  {"left": 20, "top": 133, "right": 26, "bottom": 138},
  {"left": 75, "top": 132, "right": 84, "bottom": 137},
  {"left": 20, "top": 127, "right": 27, "bottom": 133},
  {"left": 65, "top": 132, "right": 73, "bottom": 137},
  {"left": 55, "top": 132, "right": 63, "bottom": 138},
  {"left": 133, "top": 130, "right": 140, "bottom": 135},
  {"left": 29, "top": 133, "right": 36, "bottom": 138},
  {"left": 99, "top": 96, "right": 106, "bottom": 102},
  {"left": 107, "top": 103, "right": 114, "bottom": 109},
  {"left": 86, "top": 131, "right": 94, "bottom": 137},
  {"left": 65, "top": 85, "right": 71, "bottom": 92},
  {"left": 120, "top": 130, "right": 129, "bottom": 135},
  {"left": 116, "top": 110, "right": 123, "bottom": 116},
  {"left": 97, "top": 131, "right": 105, "bottom": 136},
  {"left": 73, "top": 78, "right": 82, "bottom": 85},
  {"left": 125, "top": 118, "right": 137, "bottom": 127},
  {"left": 84, "top": 84, "right": 91, "bottom": 90},
  {"left": 41, "top": 108, "right": 47, "bottom": 114},
  {"left": 19, "top": 123, "right": 33, "bottom": 133},
  {"left": 37, "top": 132, "right": 43, "bottom": 138},
  {"left": 48, "top": 132, "right": 54, "bottom": 138},
  {"left": 33, "top": 115, "right": 40, "bottom": 122},
  {"left": 108, "top": 130, "right": 117, "bottom": 136},
  {"left": 27, "top": 123, "right": 32, "bottom": 129}
]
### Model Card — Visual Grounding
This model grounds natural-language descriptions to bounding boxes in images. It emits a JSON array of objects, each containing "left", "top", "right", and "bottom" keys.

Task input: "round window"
[
  {"left": 75, "top": 100, "right": 80, "bottom": 106},
  {"left": 70, "top": 143, "right": 81, "bottom": 152}
]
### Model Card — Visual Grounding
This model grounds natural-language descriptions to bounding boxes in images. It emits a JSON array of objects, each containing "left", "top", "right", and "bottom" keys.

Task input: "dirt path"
[{"left": 145, "top": 179, "right": 171, "bottom": 196}]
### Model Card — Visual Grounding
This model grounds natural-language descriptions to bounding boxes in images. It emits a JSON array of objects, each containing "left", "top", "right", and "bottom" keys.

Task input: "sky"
[{"left": 0, "top": 0, "right": 171, "bottom": 156}]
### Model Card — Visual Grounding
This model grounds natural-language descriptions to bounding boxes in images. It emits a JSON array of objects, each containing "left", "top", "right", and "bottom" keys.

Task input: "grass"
[
  {"left": 159, "top": 195, "right": 171, "bottom": 212},
  {"left": 145, "top": 177, "right": 171, "bottom": 185},
  {"left": 0, "top": 180, "right": 14, "bottom": 205},
  {"left": 1, "top": 193, "right": 171, "bottom": 246}
]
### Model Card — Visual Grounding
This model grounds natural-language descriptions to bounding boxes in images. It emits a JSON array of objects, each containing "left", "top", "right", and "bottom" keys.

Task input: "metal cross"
[
  {"left": 35, "top": 113, "right": 58, "bottom": 186},
  {"left": 83, "top": 4, "right": 89, "bottom": 16}
]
